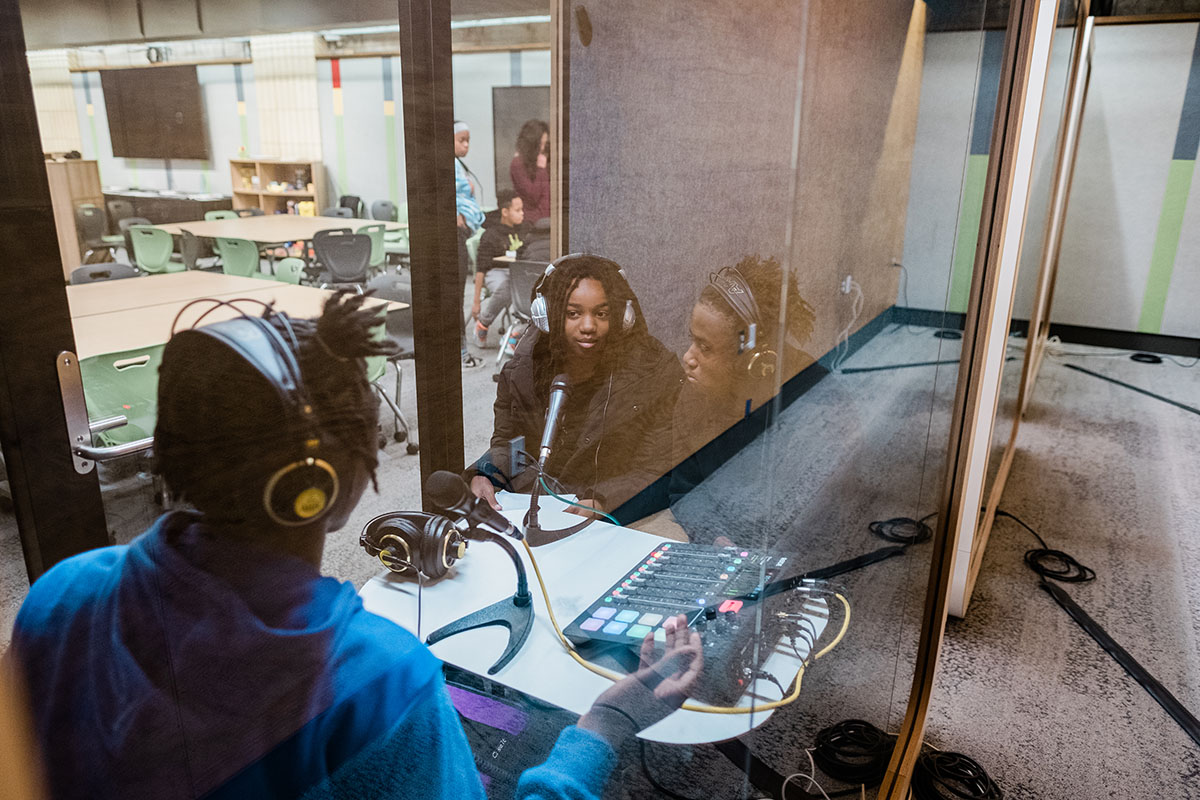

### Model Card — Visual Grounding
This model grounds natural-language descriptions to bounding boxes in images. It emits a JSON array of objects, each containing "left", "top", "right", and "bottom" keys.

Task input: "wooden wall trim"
[
  {"left": 397, "top": 0, "right": 467, "bottom": 495},
  {"left": 878, "top": 0, "right": 1060, "bottom": 794},
  {"left": 550, "top": 0, "right": 567, "bottom": 258}
]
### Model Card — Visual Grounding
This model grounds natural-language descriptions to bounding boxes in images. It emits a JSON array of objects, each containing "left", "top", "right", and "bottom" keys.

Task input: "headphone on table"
[
  {"left": 360, "top": 511, "right": 468, "bottom": 580},
  {"left": 168, "top": 299, "right": 340, "bottom": 527},
  {"left": 708, "top": 266, "right": 778, "bottom": 379},
  {"left": 530, "top": 253, "right": 637, "bottom": 334}
]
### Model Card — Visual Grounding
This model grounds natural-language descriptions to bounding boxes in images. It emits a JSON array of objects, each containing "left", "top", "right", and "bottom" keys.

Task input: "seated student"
[
  {"left": 667, "top": 255, "right": 817, "bottom": 544},
  {"left": 8, "top": 292, "right": 701, "bottom": 800},
  {"left": 471, "top": 189, "right": 525, "bottom": 348},
  {"left": 468, "top": 254, "right": 683, "bottom": 521}
]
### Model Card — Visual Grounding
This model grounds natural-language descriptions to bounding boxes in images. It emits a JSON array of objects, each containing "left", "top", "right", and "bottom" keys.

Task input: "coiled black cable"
[
  {"left": 811, "top": 719, "right": 896, "bottom": 787},
  {"left": 995, "top": 510, "right": 1095, "bottom": 583},
  {"left": 868, "top": 511, "right": 935, "bottom": 545},
  {"left": 911, "top": 750, "right": 1003, "bottom": 800}
]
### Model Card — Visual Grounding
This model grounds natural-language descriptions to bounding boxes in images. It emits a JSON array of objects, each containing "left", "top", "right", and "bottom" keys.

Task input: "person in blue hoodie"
[{"left": 8, "top": 292, "right": 701, "bottom": 799}]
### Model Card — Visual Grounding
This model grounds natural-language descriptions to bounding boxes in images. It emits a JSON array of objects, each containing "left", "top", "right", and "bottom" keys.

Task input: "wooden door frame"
[{"left": 880, "top": 0, "right": 1064, "bottom": 792}]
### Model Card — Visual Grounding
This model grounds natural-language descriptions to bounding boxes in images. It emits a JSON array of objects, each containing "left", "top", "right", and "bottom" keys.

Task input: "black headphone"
[
  {"left": 360, "top": 511, "right": 467, "bottom": 580},
  {"left": 708, "top": 266, "right": 778, "bottom": 379},
  {"left": 169, "top": 299, "right": 340, "bottom": 527},
  {"left": 530, "top": 253, "right": 637, "bottom": 334}
]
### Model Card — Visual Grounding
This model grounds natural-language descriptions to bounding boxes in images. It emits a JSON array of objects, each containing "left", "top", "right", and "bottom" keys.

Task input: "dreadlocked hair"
[
  {"left": 155, "top": 290, "right": 399, "bottom": 524},
  {"left": 699, "top": 254, "right": 816, "bottom": 355},
  {"left": 531, "top": 255, "right": 647, "bottom": 398}
]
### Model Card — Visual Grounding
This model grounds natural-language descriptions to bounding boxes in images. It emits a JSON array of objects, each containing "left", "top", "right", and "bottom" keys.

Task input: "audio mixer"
[{"left": 563, "top": 542, "right": 795, "bottom": 704}]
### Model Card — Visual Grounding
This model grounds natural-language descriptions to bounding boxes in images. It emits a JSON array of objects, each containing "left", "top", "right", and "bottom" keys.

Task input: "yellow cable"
[{"left": 520, "top": 539, "right": 851, "bottom": 715}]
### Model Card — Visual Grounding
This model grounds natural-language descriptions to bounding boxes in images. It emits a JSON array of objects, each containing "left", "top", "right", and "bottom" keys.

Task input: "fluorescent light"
[{"left": 451, "top": 15, "right": 551, "bottom": 29}]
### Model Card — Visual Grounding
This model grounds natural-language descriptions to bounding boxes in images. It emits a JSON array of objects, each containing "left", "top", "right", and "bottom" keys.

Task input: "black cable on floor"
[
  {"left": 811, "top": 719, "right": 896, "bottom": 788},
  {"left": 869, "top": 512, "right": 935, "bottom": 545},
  {"left": 911, "top": 750, "right": 1003, "bottom": 800},
  {"left": 1062, "top": 363, "right": 1200, "bottom": 416},
  {"left": 995, "top": 509, "right": 1200, "bottom": 751},
  {"left": 994, "top": 510, "right": 1094, "bottom": 584}
]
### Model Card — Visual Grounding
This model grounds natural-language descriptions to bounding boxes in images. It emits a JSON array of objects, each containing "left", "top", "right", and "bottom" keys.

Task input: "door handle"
[{"left": 57, "top": 351, "right": 154, "bottom": 474}]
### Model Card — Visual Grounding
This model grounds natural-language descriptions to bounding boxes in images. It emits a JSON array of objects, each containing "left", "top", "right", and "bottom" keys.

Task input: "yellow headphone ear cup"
[{"left": 263, "top": 458, "right": 339, "bottom": 526}]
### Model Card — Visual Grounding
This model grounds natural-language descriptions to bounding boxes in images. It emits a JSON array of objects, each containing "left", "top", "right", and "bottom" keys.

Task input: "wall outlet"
[{"left": 840, "top": 274, "right": 853, "bottom": 294}]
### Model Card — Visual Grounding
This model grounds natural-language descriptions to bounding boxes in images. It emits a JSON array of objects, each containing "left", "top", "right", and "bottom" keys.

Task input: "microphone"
[
  {"left": 427, "top": 470, "right": 524, "bottom": 541},
  {"left": 539, "top": 374, "right": 571, "bottom": 469}
]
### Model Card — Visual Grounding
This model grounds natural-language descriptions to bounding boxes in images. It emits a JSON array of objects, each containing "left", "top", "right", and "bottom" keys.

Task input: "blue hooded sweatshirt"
[{"left": 9, "top": 512, "right": 615, "bottom": 799}]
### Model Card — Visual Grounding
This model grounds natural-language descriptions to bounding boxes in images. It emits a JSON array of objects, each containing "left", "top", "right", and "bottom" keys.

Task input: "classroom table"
[
  {"left": 359, "top": 491, "right": 832, "bottom": 746},
  {"left": 68, "top": 272, "right": 406, "bottom": 360},
  {"left": 66, "top": 271, "right": 272, "bottom": 318},
  {"left": 154, "top": 215, "right": 407, "bottom": 246}
]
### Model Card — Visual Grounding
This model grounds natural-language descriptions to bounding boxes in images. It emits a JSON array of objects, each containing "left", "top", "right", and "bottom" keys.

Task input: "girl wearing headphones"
[
  {"left": 469, "top": 254, "right": 683, "bottom": 521},
  {"left": 666, "top": 255, "right": 817, "bottom": 545}
]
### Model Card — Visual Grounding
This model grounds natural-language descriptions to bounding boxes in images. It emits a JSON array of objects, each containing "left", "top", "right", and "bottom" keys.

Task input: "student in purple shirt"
[{"left": 8, "top": 292, "right": 701, "bottom": 800}]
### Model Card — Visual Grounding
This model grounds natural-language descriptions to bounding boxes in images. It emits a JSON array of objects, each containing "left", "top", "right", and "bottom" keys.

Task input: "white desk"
[
  {"left": 67, "top": 272, "right": 274, "bottom": 318},
  {"left": 359, "top": 492, "right": 830, "bottom": 745}
]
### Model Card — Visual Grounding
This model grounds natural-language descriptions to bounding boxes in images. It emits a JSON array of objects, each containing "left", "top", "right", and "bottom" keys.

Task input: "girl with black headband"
[{"left": 467, "top": 254, "right": 684, "bottom": 522}]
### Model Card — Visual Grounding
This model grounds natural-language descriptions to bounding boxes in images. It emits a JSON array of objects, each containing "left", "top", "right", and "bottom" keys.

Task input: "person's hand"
[
  {"left": 470, "top": 475, "right": 502, "bottom": 511},
  {"left": 714, "top": 535, "right": 735, "bottom": 548},
  {"left": 536, "top": 153, "right": 547, "bottom": 169},
  {"left": 457, "top": 213, "right": 467, "bottom": 230},
  {"left": 471, "top": 298, "right": 482, "bottom": 320},
  {"left": 565, "top": 498, "right": 603, "bottom": 519},
  {"left": 578, "top": 614, "right": 703, "bottom": 748}
]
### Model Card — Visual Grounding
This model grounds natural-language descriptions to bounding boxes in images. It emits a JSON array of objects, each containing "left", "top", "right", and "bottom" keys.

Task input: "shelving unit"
[{"left": 228, "top": 158, "right": 326, "bottom": 215}]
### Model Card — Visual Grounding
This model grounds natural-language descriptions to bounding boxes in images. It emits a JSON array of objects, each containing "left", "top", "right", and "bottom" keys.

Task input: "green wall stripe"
[
  {"left": 385, "top": 115, "right": 400, "bottom": 206},
  {"left": 1138, "top": 158, "right": 1196, "bottom": 333},
  {"left": 949, "top": 154, "right": 990, "bottom": 313}
]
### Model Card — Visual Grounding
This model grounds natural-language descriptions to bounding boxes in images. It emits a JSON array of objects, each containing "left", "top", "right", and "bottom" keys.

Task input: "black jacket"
[{"left": 469, "top": 328, "right": 684, "bottom": 516}]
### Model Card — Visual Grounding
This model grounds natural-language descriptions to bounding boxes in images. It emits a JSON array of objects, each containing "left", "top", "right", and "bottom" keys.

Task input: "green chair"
[
  {"left": 213, "top": 237, "right": 262, "bottom": 278},
  {"left": 273, "top": 257, "right": 306, "bottom": 284},
  {"left": 383, "top": 204, "right": 408, "bottom": 242},
  {"left": 205, "top": 209, "right": 239, "bottom": 221},
  {"left": 79, "top": 346, "right": 163, "bottom": 447},
  {"left": 358, "top": 223, "right": 386, "bottom": 271},
  {"left": 129, "top": 226, "right": 183, "bottom": 274}
]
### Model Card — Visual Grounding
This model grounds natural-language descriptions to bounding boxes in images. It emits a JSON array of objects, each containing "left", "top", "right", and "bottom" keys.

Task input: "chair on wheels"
[
  {"left": 322, "top": 206, "right": 353, "bottom": 218},
  {"left": 118, "top": 216, "right": 152, "bottom": 263},
  {"left": 365, "top": 272, "right": 417, "bottom": 454},
  {"left": 272, "top": 257, "right": 306, "bottom": 284},
  {"left": 76, "top": 203, "right": 124, "bottom": 263},
  {"left": 106, "top": 199, "right": 135, "bottom": 229},
  {"left": 497, "top": 259, "right": 546, "bottom": 368},
  {"left": 213, "top": 237, "right": 262, "bottom": 278},
  {"left": 129, "top": 226, "right": 184, "bottom": 274},
  {"left": 69, "top": 263, "right": 141, "bottom": 284},
  {"left": 357, "top": 223, "right": 387, "bottom": 273},
  {"left": 179, "top": 230, "right": 220, "bottom": 271},
  {"left": 371, "top": 200, "right": 397, "bottom": 221},
  {"left": 312, "top": 229, "right": 371, "bottom": 289},
  {"left": 204, "top": 209, "right": 238, "bottom": 221},
  {"left": 339, "top": 194, "right": 365, "bottom": 218},
  {"left": 79, "top": 345, "right": 163, "bottom": 447}
]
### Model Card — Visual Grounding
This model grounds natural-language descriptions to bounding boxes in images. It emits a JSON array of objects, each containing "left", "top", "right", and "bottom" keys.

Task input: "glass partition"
[
  {"left": 4, "top": 1, "right": 1038, "bottom": 799},
  {"left": 443, "top": 1, "right": 1004, "bottom": 797}
]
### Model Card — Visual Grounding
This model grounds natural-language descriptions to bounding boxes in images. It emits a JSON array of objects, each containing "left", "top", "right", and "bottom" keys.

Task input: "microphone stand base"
[{"left": 425, "top": 594, "right": 534, "bottom": 675}]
